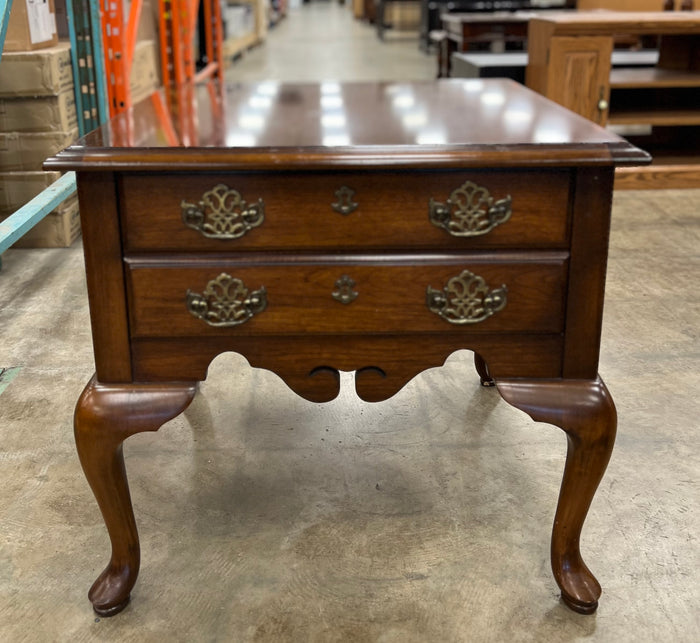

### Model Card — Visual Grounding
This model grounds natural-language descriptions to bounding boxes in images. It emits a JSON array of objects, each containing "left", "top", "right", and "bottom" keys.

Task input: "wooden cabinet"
[
  {"left": 526, "top": 12, "right": 700, "bottom": 188},
  {"left": 544, "top": 36, "right": 613, "bottom": 126}
]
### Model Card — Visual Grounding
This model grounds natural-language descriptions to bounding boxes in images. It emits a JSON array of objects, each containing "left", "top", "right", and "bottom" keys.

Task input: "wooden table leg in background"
[
  {"left": 473, "top": 352, "right": 495, "bottom": 387},
  {"left": 496, "top": 377, "right": 617, "bottom": 614},
  {"left": 74, "top": 376, "right": 196, "bottom": 616}
]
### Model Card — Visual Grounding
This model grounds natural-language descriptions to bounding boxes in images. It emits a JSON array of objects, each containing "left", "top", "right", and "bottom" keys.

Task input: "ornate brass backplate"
[
  {"left": 332, "top": 275, "right": 358, "bottom": 304},
  {"left": 181, "top": 184, "right": 264, "bottom": 239},
  {"left": 186, "top": 273, "right": 267, "bottom": 327},
  {"left": 426, "top": 269, "right": 507, "bottom": 324},
  {"left": 331, "top": 186, "right": 358, "bottom": 215},
  {"left": 429, "top": 180, "right": 512, "bottom": 237}
]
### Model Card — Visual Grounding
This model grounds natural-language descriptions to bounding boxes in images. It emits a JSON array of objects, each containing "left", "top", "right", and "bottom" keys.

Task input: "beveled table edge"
[{"left": 44, "top": 142, "right": 650, "bottom": 172}]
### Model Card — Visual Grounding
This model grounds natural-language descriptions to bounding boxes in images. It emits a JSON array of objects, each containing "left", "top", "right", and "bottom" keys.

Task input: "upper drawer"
[
  {"left": 126, "top": 254, "right": 568, "bottom": 338},
  {"left": 119, "top": 170, "right": 571, "bottom": 252}
]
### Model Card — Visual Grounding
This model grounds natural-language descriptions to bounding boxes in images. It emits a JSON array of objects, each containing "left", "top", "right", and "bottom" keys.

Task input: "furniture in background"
[
  {"left": 527, "top": 11, "right": 700, "bottom": 188},
  {"left": 577, "top": 0, "right": 691, "bottom": 10},
  {"left": 46, "top": 79, "right": 647, "bottom": 617},
  {"left": 421, "top": 0, "right": 571, "bottom": 51},
  {"left": 450, "top": 48, "right": 659, "bottom": 83},
  {"left": 437, "top": 10, "right": 549, "bottom": 77},
  {"left": 375, "top": 0, "right": 421, "bottom": 39},
  {"left": 364, "top": 0, "right": 377, "bottom": 23}
]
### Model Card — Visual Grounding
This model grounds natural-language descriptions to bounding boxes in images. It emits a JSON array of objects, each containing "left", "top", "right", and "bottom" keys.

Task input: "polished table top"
[
  {"left": 46, "top": 80, "right": 648, "bottom": 171},
  {"left": 440, "top": 10, "right": 562, "bottom": 24}
]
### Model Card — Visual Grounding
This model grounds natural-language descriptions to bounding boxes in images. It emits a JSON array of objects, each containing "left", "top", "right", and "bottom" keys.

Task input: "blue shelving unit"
[
  {"left": 0, "top": 0, "right": 13, "bottom": 52},
  {"left": 67, "top": 0, "right": 110, "bottom": 135}
]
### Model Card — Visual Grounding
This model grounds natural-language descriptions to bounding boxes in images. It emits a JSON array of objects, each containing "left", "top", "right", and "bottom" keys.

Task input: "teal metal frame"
[
  {"left": 0, "top": 0, "right": 13, "bottom": 55},
  {"left": 0, "top": 172, "right": 77, "bottom": 255},
  {"left": 67, "top": 0, "right": 109, "bottom": 134}
]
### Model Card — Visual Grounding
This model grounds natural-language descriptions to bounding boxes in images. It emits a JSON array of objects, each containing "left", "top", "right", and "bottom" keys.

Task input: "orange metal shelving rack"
[
  {"left": 158, "top": 0, "right": 224, "bottom": 143},
  {"left": 102, "top": 0, "right": 224, "bottom": 134}
]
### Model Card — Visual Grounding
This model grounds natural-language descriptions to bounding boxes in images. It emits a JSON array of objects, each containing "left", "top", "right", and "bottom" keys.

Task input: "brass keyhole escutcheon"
[
  {"left": 332, "top": 275, "right": 358, "bottom": 304},
  {"left": 331, "top": 186, "right": 358, "bottom": 215}
]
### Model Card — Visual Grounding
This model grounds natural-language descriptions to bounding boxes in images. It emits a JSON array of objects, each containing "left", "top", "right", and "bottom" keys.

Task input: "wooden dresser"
[{"left": 45, "top": 79, "right": 648, "bottom": 617}]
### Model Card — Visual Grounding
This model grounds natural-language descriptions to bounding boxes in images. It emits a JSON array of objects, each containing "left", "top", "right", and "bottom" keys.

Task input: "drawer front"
[
  {"left": 126, "top": 255, "right": 568, "bottom": 338},
  {"left": 120, "top": 171, "right": 571, "bottom": 252}
]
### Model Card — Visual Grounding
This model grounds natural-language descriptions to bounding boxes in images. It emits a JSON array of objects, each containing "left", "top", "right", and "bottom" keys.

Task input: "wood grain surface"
[
  {"left": 125, "top": 255, "right": 568, "bottom": 337},
  {"left": 119, "top": 170, "right": 572, "bottom": 251},
  {"left": 130, "top": 334, "right": 564, "bottom": 401}
]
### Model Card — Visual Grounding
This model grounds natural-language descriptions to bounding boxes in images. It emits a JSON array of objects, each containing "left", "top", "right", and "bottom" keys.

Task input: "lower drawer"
[{"left": 126, "top": 254, "right": 567, "bottom": 337}]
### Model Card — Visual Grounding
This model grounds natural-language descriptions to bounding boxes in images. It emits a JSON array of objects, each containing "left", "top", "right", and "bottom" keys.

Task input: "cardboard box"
[
  {"left": 135, "top": 0, "right": 159, "bottom": 42},
  {"left": 5, "top": 0, "right": 58, "bottom": 51},
  {"left": 0, "top": 91, "right": 77, "bottom": 133},
  {"left": 0, "top": 170, "right": 62, "bottom": 212},
  {"left": 386, "top": 3, "right": 420, "bottom": 31},
  {"left": 0, "top": 197, "right": 81, "bottom": 248},
  {"left": 130, "top": 40, "right": 162, "bottom": 103},
  {"left": 0, "top": 129, "right": 78, "bottom": 171},
  {"left": 224, "top": 5, "right": 254, "bottom": 39},
  {"left": 0, "top": 42, "right": 73, "bottom": 97}
]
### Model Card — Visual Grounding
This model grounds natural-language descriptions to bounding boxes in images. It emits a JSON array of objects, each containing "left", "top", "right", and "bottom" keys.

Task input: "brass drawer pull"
[
  {"left": 332, "top": 275, "right": 358, "bottom": 304},
  {"left": 429, "top": 180, "right": 511, "bottom": 237},
  {"left": 427, "top": 269, "right": 507, "bottom": 325},
  {"left": 181, "top": 184, "right": 264, "bottom": 239},
  {"left": 186, "top": 273, "right": 267, "bottom": 327},
  {"left": 332, "top": 186, "right": 358, "bottom": 215}
]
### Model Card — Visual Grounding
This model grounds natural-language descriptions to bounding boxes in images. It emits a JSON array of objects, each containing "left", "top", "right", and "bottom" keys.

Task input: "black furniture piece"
[{"left": 418, "top": 0, "right": 572, "bottom": 51}]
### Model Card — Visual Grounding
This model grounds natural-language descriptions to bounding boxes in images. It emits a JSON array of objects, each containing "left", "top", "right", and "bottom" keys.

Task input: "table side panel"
[
  {"left": 77, "top": 172, "right": 132, "bottom": 382},
  {"left": 119, "top": 170, "right": 572, "bottom": 252},
  {"left": 562, "top": 166, "right": 615, "bottom": 378}
]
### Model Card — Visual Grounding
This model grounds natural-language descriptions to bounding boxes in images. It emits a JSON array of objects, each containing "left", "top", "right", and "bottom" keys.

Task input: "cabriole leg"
[
  {"left": 496, "top": 377, "right": 616, "bottom": 614},
  {"left": 74, "top": 376, "right": 196, "bottom": 616}
]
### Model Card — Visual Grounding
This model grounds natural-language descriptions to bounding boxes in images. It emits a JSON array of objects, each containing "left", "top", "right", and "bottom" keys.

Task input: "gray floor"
[{"left": 1, "top": 4, "right": 699, "bottom": 642}]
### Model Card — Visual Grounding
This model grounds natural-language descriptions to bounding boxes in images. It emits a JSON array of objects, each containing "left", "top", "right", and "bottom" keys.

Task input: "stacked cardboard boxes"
[
  {"left": 130, "top": 40, "right": 163, "bottom": 104},
  {"left": 1, "top": 1, "right": 164, "bottom": 249},
  {"left": 1, "top": 1, "right": 80, "bottom": 248}
]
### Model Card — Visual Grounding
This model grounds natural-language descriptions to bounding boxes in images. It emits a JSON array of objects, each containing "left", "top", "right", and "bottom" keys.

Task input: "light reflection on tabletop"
[{"left": 75, "top": 79, "right": 626, "bottom": 151}]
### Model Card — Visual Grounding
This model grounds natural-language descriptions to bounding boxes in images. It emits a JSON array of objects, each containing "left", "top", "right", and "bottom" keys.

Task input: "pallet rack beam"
[{"left": 0, "top": 172, "right": 77, "bottom": 256}]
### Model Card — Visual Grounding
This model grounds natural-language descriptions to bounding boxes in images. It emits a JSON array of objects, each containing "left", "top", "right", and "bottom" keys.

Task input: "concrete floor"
[{"left": 1, "top": 4, "right": 699, "bottom": 642}]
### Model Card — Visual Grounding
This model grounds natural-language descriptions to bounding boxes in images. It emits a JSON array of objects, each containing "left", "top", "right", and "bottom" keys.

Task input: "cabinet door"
[{"left": 547, "top": 36, "right": 613, "bottom": 126}]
